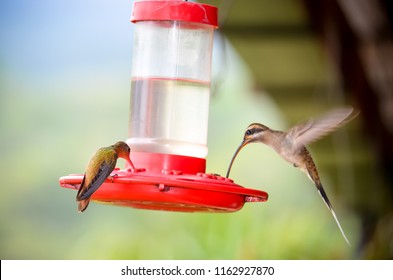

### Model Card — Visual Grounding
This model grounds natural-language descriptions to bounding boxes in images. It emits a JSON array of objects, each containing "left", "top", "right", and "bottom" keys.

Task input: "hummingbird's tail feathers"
[
  {"left": 77, "top": 199, "right": 90, "bottom": 213},
  {"left": 316, "top": 183, "right": 351, "bottom": 246},
  {"left": 329, "top": 205, "right": 351, "bottom": 246},
  {"left": 316, "top": 181, "right": 333, "bottom": 210}
]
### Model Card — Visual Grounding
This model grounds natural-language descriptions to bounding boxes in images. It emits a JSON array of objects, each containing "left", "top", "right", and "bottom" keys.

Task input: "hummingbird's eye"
[{"left": 245, "top": 129, "right": 252, "bottom": 136}]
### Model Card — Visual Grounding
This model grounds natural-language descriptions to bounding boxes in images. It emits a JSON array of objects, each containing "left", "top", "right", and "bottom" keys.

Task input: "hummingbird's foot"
[{"left": 108, "top": 173, "right": 119, "bottom": 183}]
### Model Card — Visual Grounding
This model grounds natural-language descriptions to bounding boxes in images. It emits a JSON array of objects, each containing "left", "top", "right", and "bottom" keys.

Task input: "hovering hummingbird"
[
  {"left": 226, "top": 107, "right": 359, "bottom": 246},
  {"left": 76, "top": 141, "right": 135, "bottom": 213}
]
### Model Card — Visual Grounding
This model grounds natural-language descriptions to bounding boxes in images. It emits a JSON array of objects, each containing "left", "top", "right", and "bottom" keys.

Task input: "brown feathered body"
[{"left": 76, "top": 141, "right": 134, "bottom": 212}]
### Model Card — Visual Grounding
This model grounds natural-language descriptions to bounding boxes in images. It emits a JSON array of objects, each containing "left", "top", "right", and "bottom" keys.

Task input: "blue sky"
[{"left": 1, "top": 0, "right": 134, "bottom": 93}]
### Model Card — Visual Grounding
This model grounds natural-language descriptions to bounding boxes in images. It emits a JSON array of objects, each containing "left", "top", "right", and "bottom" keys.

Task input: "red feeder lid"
[
  {"left": 60, "top": 169, "right": 268, "bottom": 213},
  {"left": 131, "top": 0, "right": 218, "bottom": 28},
  {"left": 60, "top": 153, "right": 268, "bottom": 213}
]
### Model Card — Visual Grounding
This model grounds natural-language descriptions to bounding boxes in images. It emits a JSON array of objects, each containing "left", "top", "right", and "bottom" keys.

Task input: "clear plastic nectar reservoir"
[{"left": 127, "top": 1, "right": 217, "bottom": 159}]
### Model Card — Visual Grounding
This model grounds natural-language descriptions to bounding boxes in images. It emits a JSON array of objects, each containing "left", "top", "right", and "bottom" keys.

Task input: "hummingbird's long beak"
[
  {"left": 226, "top": 140, "right": 249, "bottom": 178},
  {"left": 126, "top": 156, "right": 136, "bottom": 171}
]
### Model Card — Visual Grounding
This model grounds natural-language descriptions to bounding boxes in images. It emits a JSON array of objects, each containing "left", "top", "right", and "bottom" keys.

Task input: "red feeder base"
[{"left": 59, "top": 153, "right": 268, "bottom": 212}]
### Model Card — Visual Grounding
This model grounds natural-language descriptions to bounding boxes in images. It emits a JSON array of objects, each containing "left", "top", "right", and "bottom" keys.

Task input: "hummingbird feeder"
[{"left": 60, "top": 0, "right": 268, "bottom": 212}]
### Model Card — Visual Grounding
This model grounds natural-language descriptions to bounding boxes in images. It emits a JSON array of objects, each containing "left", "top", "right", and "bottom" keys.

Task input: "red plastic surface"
[
  {"left": 128, "top": 152, "right": 205, "bottom": 174},
  {"left": 59, "top": 153, "right": 268, "bottom": 213},
  {"left": 131, "top": 0, "right": 218, "bottom": 28}
]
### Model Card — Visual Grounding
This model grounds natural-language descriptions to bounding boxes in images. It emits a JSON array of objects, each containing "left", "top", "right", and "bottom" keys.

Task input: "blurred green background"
[{"left": 1, "top": 0, "right": 391, "bottom": 259}]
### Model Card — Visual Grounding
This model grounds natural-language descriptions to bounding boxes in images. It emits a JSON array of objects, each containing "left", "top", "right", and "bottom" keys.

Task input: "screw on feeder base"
[{"left": 158, "top": 184, "right": 170, "bottom": 192}]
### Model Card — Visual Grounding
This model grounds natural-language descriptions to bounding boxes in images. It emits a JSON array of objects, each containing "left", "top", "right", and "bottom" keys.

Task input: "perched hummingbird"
[
  {"left": 226, "top": 107, "right": 359, "bottom": 246},
  {"left": 76, "top": 141, "right": 135, "bottom": 213}
]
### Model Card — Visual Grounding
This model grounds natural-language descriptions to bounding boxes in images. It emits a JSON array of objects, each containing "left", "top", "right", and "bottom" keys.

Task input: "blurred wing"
[
  {"left": 287, "top": 107, "right": 358, "bottom": 149},
  {"left": 77, "top": 157, "right": 117, "bottom": 200}
]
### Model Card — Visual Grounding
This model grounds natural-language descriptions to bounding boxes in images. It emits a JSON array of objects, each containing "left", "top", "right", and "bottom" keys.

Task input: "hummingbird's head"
[
  {"left": 243, "top": 123, "right": 270, "bottom": 144},
  {"left": 113, "top": 141, "right": 136, "bottom": 170},
  {"left": 113, "top": 141, "right": 131, "bottom": 159},
  {"left": 226, "top": 123, "right": 270, "bottom": 178}
]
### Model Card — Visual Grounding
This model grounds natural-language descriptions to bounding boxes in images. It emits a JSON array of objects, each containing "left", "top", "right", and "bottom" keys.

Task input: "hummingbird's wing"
[
  {"left": 287, "top": 107, "right": 358, "bottom": 150},
  {"left": 77, "top": 156, "right": 117, "bottom": 200}
]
